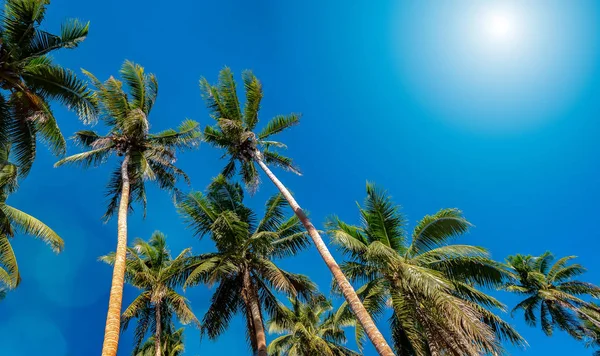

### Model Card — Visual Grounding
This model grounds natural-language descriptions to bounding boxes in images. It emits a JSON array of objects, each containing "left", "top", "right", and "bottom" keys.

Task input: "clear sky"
[{"left": 1, "top": 0, "right": 600, "bottom": 355}]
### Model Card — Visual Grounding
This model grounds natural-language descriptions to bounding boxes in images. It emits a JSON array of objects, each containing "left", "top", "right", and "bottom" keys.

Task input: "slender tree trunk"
[
  {"left": 155, "top": 301, "right": 162, "bottom": 356},
  {"left": 101, "top": 153, "right": 131, "bottom": 356},
  {"left": 243, "top": 268, "right": 268, "bottom": 356},
  {"left": 255, "top": 156, "right": 395, "bottom": 356}
]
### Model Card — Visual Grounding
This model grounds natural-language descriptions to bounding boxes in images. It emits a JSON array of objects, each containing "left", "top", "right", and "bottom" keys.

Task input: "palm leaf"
[{"left": 0, "top": 204, "right": 63, "bottom": 252}]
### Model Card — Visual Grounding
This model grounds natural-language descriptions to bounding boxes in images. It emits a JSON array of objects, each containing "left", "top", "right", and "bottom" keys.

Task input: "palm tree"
[
  {"left": 135, "top": 325, "right": 185, "bottom": 356},
  {"left": 55, "top": 61, "right": 201, "bottom": 356},
  {"left": 0, "top": 0, "right": 96, "bottom": 176},
  {"left": 327, "top": 182, "right": 525, "bottom": 356},
  {"left": 267, "top": 296, "right": 361, "bottom": 356},
  {"left": 0, "top": 146, "right": 62, "bottom": 291},
  {"left": 505, "top": 252, "right": 600, "bottom": 341},
  {"left": 100, "top": 232, "right": 198, "bottom": 356},
  {"left": 178, "top": 176, "right": 316, "bottom": 356},
  {"left": 199, "top": 68, "right": 394, "bottom": 356},
  {"left": 578, "top": 304, "right": 600, "bottom": 356}
]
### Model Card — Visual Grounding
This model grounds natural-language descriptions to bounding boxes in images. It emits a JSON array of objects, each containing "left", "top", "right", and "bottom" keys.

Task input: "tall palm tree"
[
  {"left": 100, "top": 232, "right": 198, "bottom": 356},
  {"left": 0, "top": 0, "right": 96, "bottom": 176},
  {"left": 327, "top": 182, "right": 525, "bottom": 356},
  {"left": 505, "top": 252, "right": 600, "bottom": 340},
  {"left": 0, "top": 146, "right": 62, "bottom": 291},
  {"left": 199, "top": 68, "right": 394, "bottom": 356},
  {"left": 135, "top": 325, "right": 185, "bottom": 356},
  {"left": 178, "top": 176, "right": 316, "bottom": 356},
  {"left": 267, "top": 296, "right": 361, "bottom": 356},
  {"left": 55, "top": 61, "right": 201, "bottom": 356}
]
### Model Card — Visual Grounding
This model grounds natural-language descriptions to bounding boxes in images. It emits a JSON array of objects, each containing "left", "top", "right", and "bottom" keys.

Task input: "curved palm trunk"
[
  {"left": 242, "top": 268, "right": 268, "bottom": 356},
  {"left": 255, "top": 157, "right": 395, "bottom": 356},
  {"left": 101, "top": 153, "right": 131, "bottom": 356},
  {"left": 155, "top": 302, "right": 162, "bottom": 356}
]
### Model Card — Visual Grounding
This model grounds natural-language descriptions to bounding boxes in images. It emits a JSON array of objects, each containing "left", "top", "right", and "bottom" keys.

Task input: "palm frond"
[
  {"left": 262, "top": 150, "right": 301, "bottom": 175},
  {"left": 242, "top": 70, "right": 262, "bottom": 130},
  {"left": 258, "top": 114, "right": 300, "bottom": 140},
  {"left": 0, "top": 204, "right": 63, "bottom": 252},
  {"left": 362, "top": 182, "right": 406, "bottom": 252},
  {"left": 22, "top": 58, "right": 97, "bottom": 122},
  {"left": 408, "top": 208, "right": 471, "bottom": 256},
  {"left": 0, "top": 234, "right": 19, "bottom": 288}
]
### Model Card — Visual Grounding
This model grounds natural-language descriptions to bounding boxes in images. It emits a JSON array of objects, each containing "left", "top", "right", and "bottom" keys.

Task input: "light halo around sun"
[{"left": 391, "top": 1, "right": 597, "bottom": 133}]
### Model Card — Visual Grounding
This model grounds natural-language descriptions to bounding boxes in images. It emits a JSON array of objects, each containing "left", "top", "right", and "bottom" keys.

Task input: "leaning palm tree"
[
  {"left": 505, "top": 252, "right": 600, "bottom": 341},
  {"left": 178, "top": 176, "right": 316, "bottom": 356},
  {"left": 55, "top": 61, "right": 200, "bottom": 356},
  {"left": 267, "top": 296, "right": 361, "bottom": 356},
  {"left": 135, "top": 325, "right": 185, "bottom": 356},
  {"left": 100, "top": 232, "right": 198, "bottom": 356},
  {"left": 200, "top": 68, "right": 394, "bottom": 356},
  {"left": 327, "top": 182, "right": 525, "bottom": 356},
  {"left": 0, "top": 0, "right": 96, "bottom": 176},
  {"left": 0, "top": 146, "right": 62, "bottom": 291}
]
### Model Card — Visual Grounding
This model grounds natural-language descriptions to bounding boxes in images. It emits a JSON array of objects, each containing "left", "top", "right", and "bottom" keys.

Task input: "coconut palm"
[
  {"left": 327, "top": 182, "right": 525, "bottom": 356},
  {"left": 0, "top": 146, "right": 62, "bottom": 291},
  {"left": 200, "top": 68, "right": 394, "bottom": 356},
  {"left": 135, "top": 325, "right": 185, "bottom": 356},
  {"left": 100, "top": 232, "right": 198, "bottom": 356},
  {"left": 0, "top": 0, "right": 96, "bottom": 176},
  {"left": 55, "top": 61, "right": 200, "bottom": 356},
  {"left": 505, "top": 252, "right": 600, "bottom": 341},
  {"left": 178, "top": 176, "right": 316, "bottom": 356},
  {"left": 267, "top": 296, "right": 361, "bottom": 356}
]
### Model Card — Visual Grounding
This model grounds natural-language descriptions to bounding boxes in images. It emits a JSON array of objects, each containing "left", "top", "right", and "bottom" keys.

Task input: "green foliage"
[
  {"left": 135, "top": 326, "right": 185, "bottom": 356},
  {"left": 177, "top": 176, "right": 315, "bottom": 352},
  {"left": 200, "top": 68, "right": 300, "bottom": 191},
  {"left": 0, "top": 0, "right": 97, "bottom": 176},
  {"left": 267, "top": 296, "right": 361, "bottom": 356},
  {"left": 505, "top": 252, "right": 600, "bottom": 341},
  {"left": 327, "top": 182, "right": 525, "bottom": 356},
  {"left": 100, "top": 232, "right": 198, "bottom": 354},
  {"left": 0, "top": 146, "right": 62, "bottom": 292},
  {"left": 55, "top": 61, "right": 201, "bottom": 220}
]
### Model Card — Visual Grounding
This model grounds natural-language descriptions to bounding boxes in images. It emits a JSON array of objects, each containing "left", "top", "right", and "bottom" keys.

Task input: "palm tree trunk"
[
  {"left": 101, "top": 153, "right": 131, "bottom": 356},
  {"left": 255, "top": 156, "right": 395, "bottom": 356},
  {"left": 155, "top": 301, "right": 162, "bottom": 356},
  {"left": 243, "top": 268, "right": 268, "bottom": 356}
]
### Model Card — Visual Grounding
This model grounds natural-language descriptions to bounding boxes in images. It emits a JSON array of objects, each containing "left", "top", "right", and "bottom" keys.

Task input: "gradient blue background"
[{"left": 1, "top": 0, "right": 599, "bottom": 355}]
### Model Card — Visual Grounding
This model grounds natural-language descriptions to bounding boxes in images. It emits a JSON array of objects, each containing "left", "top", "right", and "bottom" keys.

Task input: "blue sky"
[{"left": 1, "top": 0, "right": 600, "bottom": 355}]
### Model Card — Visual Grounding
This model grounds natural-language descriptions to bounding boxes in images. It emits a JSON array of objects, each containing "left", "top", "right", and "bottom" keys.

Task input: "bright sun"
[
  {"left": 488, "top": 13, "right": 514, "bottom": 40},
  {"left": 485, "top": 8, "right": 519, "bottom": 43}
]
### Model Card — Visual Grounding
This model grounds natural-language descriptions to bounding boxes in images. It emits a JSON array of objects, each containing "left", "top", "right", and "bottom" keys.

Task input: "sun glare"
[
  {"left": 488, "top": 13, "right": 514, "bottom": 40},
  {"left": 484, "top": 8, "right": 519, "bottom": 43}
]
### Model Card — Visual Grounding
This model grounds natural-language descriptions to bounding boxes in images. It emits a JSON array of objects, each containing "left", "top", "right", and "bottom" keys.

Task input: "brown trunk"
[
  {"left": 255, "top": 156, "right": 395, "bottom": 356},
  {"left": 101, "top": 153, "right": 131, "bottom": 356},
  {"left": 242, "top": 268, "right": 268, "bottom": 356},
  {"left": 155, "top": 302, "right": 162, "bottom": 356}
]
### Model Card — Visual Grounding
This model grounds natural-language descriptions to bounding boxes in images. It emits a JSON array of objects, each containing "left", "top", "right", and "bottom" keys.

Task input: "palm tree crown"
[
  {"left": 100, "top": 232, "right": 198, "bottom": 354},
  {"left": 0, "top": 0, "right": 96, "bottom": 176},
  {"left": 178, "top": 176, "right": 316, "bottom": 354},
  {"left": 200, "top": 67, "right": 300, "bottom": 191},
  {"left": 135, "top": 325, "right": 185, "bottom": 356},
  {"left": 0, "top": 146, "right": 62, "bottom": 290},
  {"left": 327, "top": 182, "right": 525, "bottom": 356},
  {"left": 267, "top": 296, "right": 360, "bottom": 356},
  {"left": 505, "top": 252, "right": 600, "bottom": 340},
  {"left": 55, "top": 60, "right": 200, "bottom": 219}
]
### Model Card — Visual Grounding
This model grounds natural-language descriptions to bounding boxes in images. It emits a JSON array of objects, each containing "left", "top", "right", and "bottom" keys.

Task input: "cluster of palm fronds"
[{"left": 1, "top": 1, "right": 600, "bottom": 356}]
